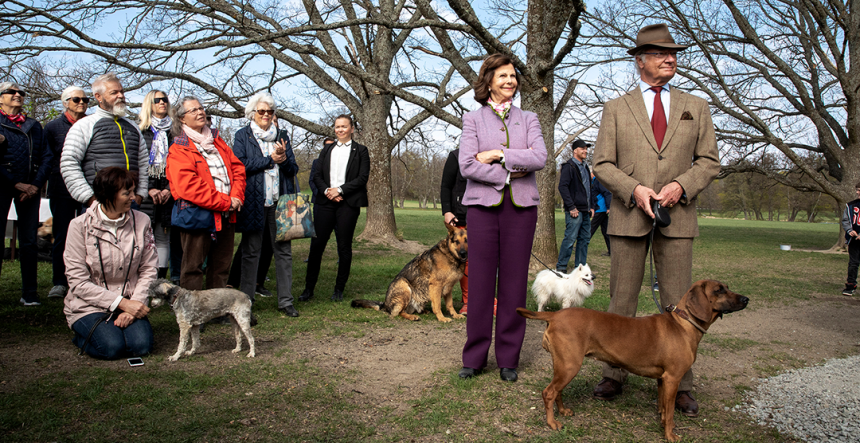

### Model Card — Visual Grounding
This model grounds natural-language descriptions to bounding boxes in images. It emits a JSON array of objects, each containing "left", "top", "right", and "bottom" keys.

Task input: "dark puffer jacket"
[
  {"left": 0, "top": 113, "right": 51, "bottom": 194},
  {"left": 232, "top": 125, "right": 299, "bottom": 233},
  {"left": 139, "top": 126, "right": 175, "bottom": 226}
]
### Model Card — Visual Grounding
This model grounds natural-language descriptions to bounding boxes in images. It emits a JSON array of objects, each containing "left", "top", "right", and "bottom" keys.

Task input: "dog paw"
[
  {"left": 452, "top": 313, "right": 465, "bottom": 320},
  {"left": 547, "top": 419, "right": 563, "bottom": 431},
  {"left": 232, "top": 348, "right": 241, "bottom": 354},
  {"left": 437, "top": 317, "right": 452, "bottom": 323},
  {"left": 184, "top": 351, "right": 194, "bottom": 356},
  {"left": 247, "top": 351, "right": 255, "bottom": 358},
  {"left": 168, "top": 354, "right": 180, "bottom": 362},
  {"left": 559, "top": 407, "right": 573, "bottom": 417}
]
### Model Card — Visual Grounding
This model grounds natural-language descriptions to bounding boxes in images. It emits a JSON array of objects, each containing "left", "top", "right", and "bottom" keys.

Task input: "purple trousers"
[{"left": 462, "top": 190, "right": 537, "bottom": 370}]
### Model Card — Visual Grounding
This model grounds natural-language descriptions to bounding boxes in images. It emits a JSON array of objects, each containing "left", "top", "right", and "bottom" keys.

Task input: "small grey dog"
[{"left": 148, "top": 279, "right": 256, "bottom": 361}]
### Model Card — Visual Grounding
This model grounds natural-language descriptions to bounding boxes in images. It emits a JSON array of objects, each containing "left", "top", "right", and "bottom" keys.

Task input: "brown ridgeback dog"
[{"left": 517, "top": 280, "right": 749, "bottom": 442}]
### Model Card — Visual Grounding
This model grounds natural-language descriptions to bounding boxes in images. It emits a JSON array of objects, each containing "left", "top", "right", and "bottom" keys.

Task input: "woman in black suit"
[{"left": 298, "top": 115, "right": 369, "bottom": 302}]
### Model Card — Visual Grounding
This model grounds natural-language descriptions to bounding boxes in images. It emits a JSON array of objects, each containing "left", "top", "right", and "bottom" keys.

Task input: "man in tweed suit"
[{"left": 591, "top": 24, "right": 720, "bottom": 417}]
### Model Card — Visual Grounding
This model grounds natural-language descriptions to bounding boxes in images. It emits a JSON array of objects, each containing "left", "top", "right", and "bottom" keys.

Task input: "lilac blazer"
[{"left": 458, "top": 105, "right": 547, "bottom": 207}]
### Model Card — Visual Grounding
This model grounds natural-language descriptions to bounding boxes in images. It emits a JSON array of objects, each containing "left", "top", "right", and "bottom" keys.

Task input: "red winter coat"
[{"left": 165, "top": 130, "right": 246, "bottom": 232}]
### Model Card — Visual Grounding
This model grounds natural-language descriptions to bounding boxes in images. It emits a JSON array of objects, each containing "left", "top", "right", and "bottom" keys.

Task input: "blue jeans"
[
  {"left": 72, "top": 312, "right": 153, "bottom": 360},
  {"left": 556, "top": 210, "right": 591, "bottom": 271}
]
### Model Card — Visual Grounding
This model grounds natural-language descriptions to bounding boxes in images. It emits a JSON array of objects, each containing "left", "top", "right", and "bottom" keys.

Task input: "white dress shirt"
[
  {"left": 329, "top": 140, "right": 352, "bottom": 192},
  {"left": 639, "top": 80, "right": 671, "bottom": 126}
]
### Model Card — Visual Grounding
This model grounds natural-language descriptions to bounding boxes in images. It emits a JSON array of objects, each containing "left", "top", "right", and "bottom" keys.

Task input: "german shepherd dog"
[{"left": 352, "top": 223, "right": 467, "bottom": 322}]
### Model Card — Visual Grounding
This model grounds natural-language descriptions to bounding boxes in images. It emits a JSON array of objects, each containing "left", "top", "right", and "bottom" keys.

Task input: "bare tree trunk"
[{"left": 357, "top": 97, "right": 398, "bottom": 243}]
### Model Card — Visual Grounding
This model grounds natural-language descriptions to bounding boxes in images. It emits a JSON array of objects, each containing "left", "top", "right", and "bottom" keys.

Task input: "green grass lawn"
[{"left": 0, "top": 208, "right": 848, "bottom": 442}]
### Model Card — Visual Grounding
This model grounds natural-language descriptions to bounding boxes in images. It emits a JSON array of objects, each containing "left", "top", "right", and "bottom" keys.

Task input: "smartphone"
[{"left": 127, "top": 357, "right": 144, "bottom": 367}]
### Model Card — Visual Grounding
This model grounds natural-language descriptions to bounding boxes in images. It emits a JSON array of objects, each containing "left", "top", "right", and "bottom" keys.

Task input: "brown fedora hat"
[{"left": 627, "top": 23, "right": 690, "bottom": 55}]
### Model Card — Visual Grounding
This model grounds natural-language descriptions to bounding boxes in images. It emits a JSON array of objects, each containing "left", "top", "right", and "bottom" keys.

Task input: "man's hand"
[
  {"left": 590, "top": 209, "right": 595, "bottom": 217},
  {"left": 633, "top": 184, "right": 659, "bottom": 218},
  {"left": 655, "top": 181, "right": 684, "bottom": 208},
  {"left": 850, "top": 230, "right": 859, "bottom": 239},
  {"left": 570, "top": 209, "right": 579, "bottom": 218}
]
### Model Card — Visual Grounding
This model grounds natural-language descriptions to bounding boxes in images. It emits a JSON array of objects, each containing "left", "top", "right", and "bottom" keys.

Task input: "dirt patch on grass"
[{"left": 2, "top": 296, "right": 859, "bottom": 441}]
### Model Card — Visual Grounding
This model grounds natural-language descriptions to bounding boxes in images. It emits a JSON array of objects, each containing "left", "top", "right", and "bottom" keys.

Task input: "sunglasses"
[
  {"left": 256, "top": 109, "right": 275, "bottom": 116},
  {"left": 1, "top": 89, "right": 26, "bottom": 97},
  {"left": 66, "top": 97, "right": 91, "bottom": 104},
  {"left": 153, "top": 97, "right": 169, "bottom": 104}
]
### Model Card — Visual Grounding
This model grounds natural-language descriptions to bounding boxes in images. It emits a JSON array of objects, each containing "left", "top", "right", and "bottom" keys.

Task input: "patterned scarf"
[
  {"left": 0, "top": 109, "right": 25, "bottom": 127},
  {"left": 251, "top": 121, "right": 280, "bottom": 207},
  {"left": 487, "top": 98, "right": 512, "bottom": 120},
  {"left": 147, "top": 115, "right": 173, "bottom": 179},
  {"left": 184, "top": 124, "right": 230, "bottom": 198}
]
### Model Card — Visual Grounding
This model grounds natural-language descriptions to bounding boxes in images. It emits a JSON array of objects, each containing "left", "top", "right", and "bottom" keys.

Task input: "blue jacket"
[
  {"left": 0, "top": 113, "right": 51, "bottom": 194},
  {"left": 233, "top": 125, "right": 299, "bottom": 232},
  {"left": 590, "top": 176, "right": 612, "bottom": 213},
  {"left": 44, "top": 113, "right": 75, "bottom": 198}
]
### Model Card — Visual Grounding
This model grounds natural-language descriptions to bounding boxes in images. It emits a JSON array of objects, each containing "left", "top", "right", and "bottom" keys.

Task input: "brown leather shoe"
[
  {"left": 592, "top": 377, "right": 623, "bottom": 400},
  {"left": 675, "top": 391, "right": 699, "bottom": 417}
]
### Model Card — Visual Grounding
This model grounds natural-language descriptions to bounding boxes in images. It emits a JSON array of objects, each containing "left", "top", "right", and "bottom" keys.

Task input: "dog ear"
[
  {"left": 445, "top": 222, "right": 455, "bottom": 234},
  {"left": 685, "top": 280, "right": 713, "bottom": 322},
  {"left": 167, "top": 285, "right": 182, "bottom": 298}
]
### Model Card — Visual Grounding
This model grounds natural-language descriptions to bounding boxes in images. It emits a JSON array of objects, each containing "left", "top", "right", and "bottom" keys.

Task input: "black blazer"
[{"left": 312, "top": 140, "right": 370, "bottom": 208}]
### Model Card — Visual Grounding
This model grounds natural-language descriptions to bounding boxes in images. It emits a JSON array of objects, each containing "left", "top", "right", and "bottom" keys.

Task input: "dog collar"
[{"left": 665, "top": 305, "right": 707, "bottom": 334}]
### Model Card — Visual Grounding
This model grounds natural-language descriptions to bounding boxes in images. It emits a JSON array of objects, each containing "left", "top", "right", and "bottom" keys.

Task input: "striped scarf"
[{"left": 184, "top": 124, "right": 231, "bottom": 199}]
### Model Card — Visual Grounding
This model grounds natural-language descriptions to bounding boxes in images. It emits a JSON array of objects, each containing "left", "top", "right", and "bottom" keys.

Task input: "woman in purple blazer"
[{"left": 457, "top": 54, "right": 547, "bottom": 382}]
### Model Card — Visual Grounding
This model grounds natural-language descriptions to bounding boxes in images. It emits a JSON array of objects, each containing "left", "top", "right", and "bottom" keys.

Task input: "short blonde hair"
[{"left": 244, "top": 92, "right": 276, "bottom": 120}]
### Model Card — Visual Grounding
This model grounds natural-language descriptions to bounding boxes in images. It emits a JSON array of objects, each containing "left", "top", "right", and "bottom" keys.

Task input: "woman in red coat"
[{"left": 165, "top": 97, "right": 246, "bottom": 291}]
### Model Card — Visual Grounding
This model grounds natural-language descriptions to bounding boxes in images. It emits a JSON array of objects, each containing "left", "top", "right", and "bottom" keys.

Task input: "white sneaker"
[
  {"left": 20, "top": 298, "right": 41, "bottom": 307},
  {"left": 48, "top": 285, "right": 67, "bottom": 298}
]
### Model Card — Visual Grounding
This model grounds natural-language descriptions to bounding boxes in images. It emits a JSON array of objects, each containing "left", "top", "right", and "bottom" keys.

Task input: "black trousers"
[
  {"left": 590, "top": 210, "right": 611, "bottom": 254},
  {"left": 49, "top": 196, "right": 83, "bottom": 287},
  {"left": 848, "top": 239, "right": 860, "bottom": 286},
  {"left": 228, "top": 226, "right": 273, "bottom": 288},
  {"left": 304, "top": 201, "right": 360, "bottom": 292}
]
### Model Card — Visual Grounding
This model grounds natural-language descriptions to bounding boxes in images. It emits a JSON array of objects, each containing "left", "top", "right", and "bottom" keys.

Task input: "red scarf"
[
  {"left": 0, "top": 108, "right": 25, "bottom": 127},
  {"left": 64, "top": 111, "right": 79, "bottom": 124}
]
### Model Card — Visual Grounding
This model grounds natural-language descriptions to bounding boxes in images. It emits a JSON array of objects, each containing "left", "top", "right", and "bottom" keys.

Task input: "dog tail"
[
  {"left": 351, "top": 299, "right": 385, "bottom": 311},
  {"left": 516, "top": 307, "right": 555, "bottom": 322}
]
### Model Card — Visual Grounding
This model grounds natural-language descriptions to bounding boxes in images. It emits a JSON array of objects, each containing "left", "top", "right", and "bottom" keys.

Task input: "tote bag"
[{"left": 275, "top": 178, "right": 316, "bottom": 242}]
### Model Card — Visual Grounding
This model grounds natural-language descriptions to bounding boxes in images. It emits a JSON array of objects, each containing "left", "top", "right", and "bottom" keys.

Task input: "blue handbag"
[{"left": 171, "top": 199, "right": 215, "bottom": 232}]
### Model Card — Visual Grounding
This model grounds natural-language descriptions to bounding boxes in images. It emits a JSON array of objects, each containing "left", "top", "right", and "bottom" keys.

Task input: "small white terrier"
[{"left": 531, "top": 263, "right": 595, "bottom": 312}]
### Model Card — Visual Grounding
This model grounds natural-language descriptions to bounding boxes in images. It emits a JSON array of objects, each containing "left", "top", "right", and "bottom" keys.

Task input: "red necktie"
[{"left": 651, "top": 86, "right": 666, "bottom": 150}]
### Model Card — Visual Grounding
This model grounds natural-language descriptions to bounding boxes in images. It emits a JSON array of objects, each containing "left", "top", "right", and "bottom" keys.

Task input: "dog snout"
[
  {"left": 459, "top": 249, "right": 468, "bottom": 261},
  {"left": 739, "top": 295, "right": 749, "bottom": 307}
]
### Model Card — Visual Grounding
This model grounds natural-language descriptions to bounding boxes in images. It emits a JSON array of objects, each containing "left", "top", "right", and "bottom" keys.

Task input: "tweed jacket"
[
  {"left": 458, "top": 105, "right": 547, "bottom": 208},
  {"left": 593, "top": 86, "right": 720, "bottom": 238}
]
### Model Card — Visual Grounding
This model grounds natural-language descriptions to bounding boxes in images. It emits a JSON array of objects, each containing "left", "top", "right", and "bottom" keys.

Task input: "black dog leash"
[
  {"left": 530, "top": 252, "right": 565, "bottom": 278},
  {"left": 649, "top": 201, "right": 671, "bottom": 314}
]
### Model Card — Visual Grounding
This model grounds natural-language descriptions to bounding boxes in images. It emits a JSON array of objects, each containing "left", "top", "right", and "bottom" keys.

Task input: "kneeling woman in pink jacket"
[{"left": 64, "top": 167, "right": 158, "bottom": 359}]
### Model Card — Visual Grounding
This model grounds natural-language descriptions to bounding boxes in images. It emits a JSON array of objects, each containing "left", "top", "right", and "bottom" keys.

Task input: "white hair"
[
  {"left": 91, "top": 72, "right": 121, "bottom": 96},
  {"left": 0, "top": 81, "right": 22, "bottom": 92},
  {"left": 60, "top": 86, "right": 86, "bottom": 108},
  {"left": 244, "top": 92, "right": 276, "bottom": 120}
]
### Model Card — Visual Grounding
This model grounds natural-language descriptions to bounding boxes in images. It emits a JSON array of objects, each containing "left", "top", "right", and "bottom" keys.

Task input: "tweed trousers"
[{"left": 602, "top": 230, "right": 694, "bottom": 391}]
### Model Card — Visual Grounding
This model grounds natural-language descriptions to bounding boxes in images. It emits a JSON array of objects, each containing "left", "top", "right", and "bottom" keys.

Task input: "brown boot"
[
  {"left": 675, "top": 391, "right": 699, "bottom": 417},
  {"left": 592, "top": 377, "right": 623, "bottom": 400}
]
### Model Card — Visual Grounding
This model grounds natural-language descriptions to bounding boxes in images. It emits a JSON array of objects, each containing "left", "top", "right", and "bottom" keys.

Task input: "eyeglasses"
[
  {"left": 153, "top": 97, "right": 169, "bottom": 104},
  {"left": 0, "top": 89, "right": 26, "bottom": 97},
  {"left": 641, "top": 51, "right": 679, "bottom": 61},
  {"left": 66, "top": 97, "right": 90, "bottom": 104},
  {"left": 183, "top": 106, "right": 205, "bottom": 115},
  {"left": 255, "top": 109, "right": 275, "bottom": 116}
]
